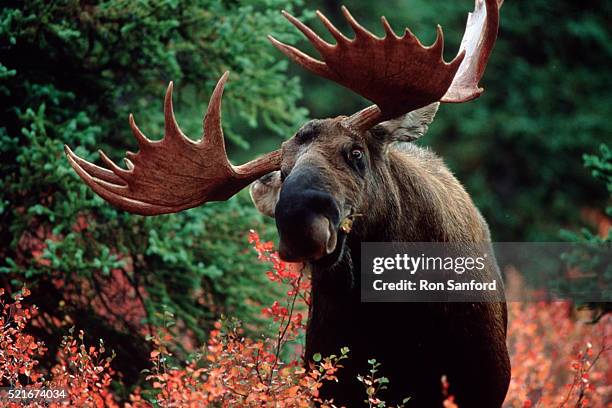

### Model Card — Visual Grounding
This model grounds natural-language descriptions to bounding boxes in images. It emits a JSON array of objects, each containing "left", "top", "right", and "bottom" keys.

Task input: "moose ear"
[
  {"left": 374, "top": 102, "right": 440, "bottom": 142},
  {"left": 249, "top": 171, "right": 282, "bottom": 218}
]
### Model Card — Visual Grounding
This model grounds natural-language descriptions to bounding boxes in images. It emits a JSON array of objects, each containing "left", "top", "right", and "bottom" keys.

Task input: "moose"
[{"left": 65, "top": 0, "right": 510, "bottom": 406}]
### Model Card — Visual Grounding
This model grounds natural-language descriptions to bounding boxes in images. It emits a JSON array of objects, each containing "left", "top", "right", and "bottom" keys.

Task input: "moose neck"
[
  {"left": 309, "top": 143, "right": 491, "bottom": 293},
  {"left": 364, "top": 144, "right": 490, "bottom": 243}
]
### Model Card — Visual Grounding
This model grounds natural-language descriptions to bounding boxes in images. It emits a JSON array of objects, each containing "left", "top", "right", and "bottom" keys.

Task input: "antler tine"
[
  {"left": 340, "top": 6, "right": 378, "bottom": 40},
  {"left": 98, "top": 149, "right": 131, "bottom": 182},
  {"left": 430, "top": 25, "right": 445, "bottom": 56},
  {"left": 316, "top": 10, "right": 350, "bottom": 44},
  {"left": 128, "top": 114, "right": 153, "bottom": 152},
  {"left": 64, "top": 145, "right": 124, "bottom": 185},
  {"left": 163, "top": 81, "right": 187, "bottom": 144},
  {"left": 267, "top": 35, "right": 334, "bottom": 80},
  {"left": 65, "top": 72, "right": 281, "bottom": 215},
  {"left": 441, "top": 0, "right": 501, "bottom": 103},
  {"left": 203, "top": 71, "right": 229, "bottom": 153},
  {"left": 380, "top": 16, "right": 399, "bottom": 40},
  {"left": 281, "top": 10, "right": 334, "bottom": 55}
]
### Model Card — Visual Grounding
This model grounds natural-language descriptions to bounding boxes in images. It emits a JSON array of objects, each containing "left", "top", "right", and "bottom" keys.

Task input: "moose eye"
[
  {"left": 350, "top": 149, "right": 364, "bottom": 161},
  {"left": 346, "top": 147, "right": 366, "bottom": 176}
]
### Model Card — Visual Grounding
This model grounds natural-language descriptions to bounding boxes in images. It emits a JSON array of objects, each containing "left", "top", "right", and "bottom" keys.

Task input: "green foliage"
[
  {"left": 583, "top": 144, "right": 612, "bottom": 210},
  {"left": 297, "top": 0, "right": 611, "bottom": 240},
  {"left": 0, "top": 0, "right": 305, "bottom": 386},
  {"left": 357, "top": 359, "right": 410, "bottom": 408},
  {"left": 560, "top": 144, "right": 611, "bottom": 318}
]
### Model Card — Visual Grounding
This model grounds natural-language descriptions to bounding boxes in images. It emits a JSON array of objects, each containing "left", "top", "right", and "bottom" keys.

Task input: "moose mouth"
[
  {"left": 278, "top": 214, "right": 339, "bottom": 263},
  {"left": 310, "top": 226, "right": 350, "bottom": 267},
  {"left": 277, "top": 206, "right": 355, "bottom": 266}
]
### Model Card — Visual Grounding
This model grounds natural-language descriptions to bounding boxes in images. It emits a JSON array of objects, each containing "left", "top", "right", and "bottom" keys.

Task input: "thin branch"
[{"left": 268, "top": 273, "right": 303, "bottom": 386}]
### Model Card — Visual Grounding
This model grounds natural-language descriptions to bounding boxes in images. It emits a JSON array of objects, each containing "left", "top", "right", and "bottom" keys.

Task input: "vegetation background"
[{"left": 0, "top": 0, "right": 610, "bottom": 404}]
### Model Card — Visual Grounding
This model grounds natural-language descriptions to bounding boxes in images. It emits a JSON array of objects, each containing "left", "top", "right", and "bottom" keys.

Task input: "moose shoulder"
[
  {"left": 250, "top": 103, "right": 510, "bottom": 407},
  {"left": 65, "top": 0, "right": 509, "bottom": 406}
]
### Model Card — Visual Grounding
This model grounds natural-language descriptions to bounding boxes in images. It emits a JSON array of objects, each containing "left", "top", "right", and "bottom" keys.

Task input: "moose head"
[{"left": 65, "top": 0, "right": 501, "bottom": 265}]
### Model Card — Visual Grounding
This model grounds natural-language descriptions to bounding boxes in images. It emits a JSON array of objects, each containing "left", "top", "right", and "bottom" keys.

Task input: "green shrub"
[{"left": 0, "top": 0, "right": 307, "bottom": 386}]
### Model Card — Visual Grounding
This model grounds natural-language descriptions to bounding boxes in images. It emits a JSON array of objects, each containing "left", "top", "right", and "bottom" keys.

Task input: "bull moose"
[{"left": 65, "top": 0, "right": 510, "bottom": 406}]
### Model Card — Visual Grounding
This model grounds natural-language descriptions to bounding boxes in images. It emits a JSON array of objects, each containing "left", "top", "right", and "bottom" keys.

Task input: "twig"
[{"left": 267, "top": 273, "right": 303, "bottom": 386}]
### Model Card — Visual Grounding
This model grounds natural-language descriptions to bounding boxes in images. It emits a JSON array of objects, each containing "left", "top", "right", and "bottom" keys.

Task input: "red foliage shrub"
[
  {"left": 1, "top": 233, "right": 610, "bottom": 407},
  {"left": 135, "top": 230, "right": 345, "bottom": 407},
  {"left": 505, "top": 301, "right": 611, "bottom": 407},
  {"left": 0, "top": 288, "right": 46, "bottom": 386},
  {"left": 47, "top": 329, "right": 118, "bottom": 408},
  {"left": 0, "top": 288, "right": 119, "bottom": 407}
]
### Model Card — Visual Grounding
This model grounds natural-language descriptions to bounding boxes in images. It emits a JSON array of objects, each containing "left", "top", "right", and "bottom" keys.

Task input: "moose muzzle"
[{"left": 275, "top": 167, "right": 341, "bottom": 262}]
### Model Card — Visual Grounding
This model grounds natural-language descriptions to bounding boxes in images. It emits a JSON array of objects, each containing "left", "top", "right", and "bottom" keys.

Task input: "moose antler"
[
  {"left": 64, "top": 72, "right": 281, "bottom": 215},
  {"left": 269, "top": 0, "right": 502, "bottom": 130},
  {"left": 66, "top": 2, "right": 501, "bottom": 216}
]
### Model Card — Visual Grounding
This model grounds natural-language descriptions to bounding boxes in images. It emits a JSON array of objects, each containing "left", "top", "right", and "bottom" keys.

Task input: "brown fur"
[{"left": 251, "top": 112, "right": 510, "bottom": 407}]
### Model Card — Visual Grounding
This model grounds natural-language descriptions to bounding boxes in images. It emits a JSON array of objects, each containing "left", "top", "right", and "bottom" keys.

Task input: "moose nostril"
[{"left": 278, "top": 241, "right": 296, "bottom": 262}]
